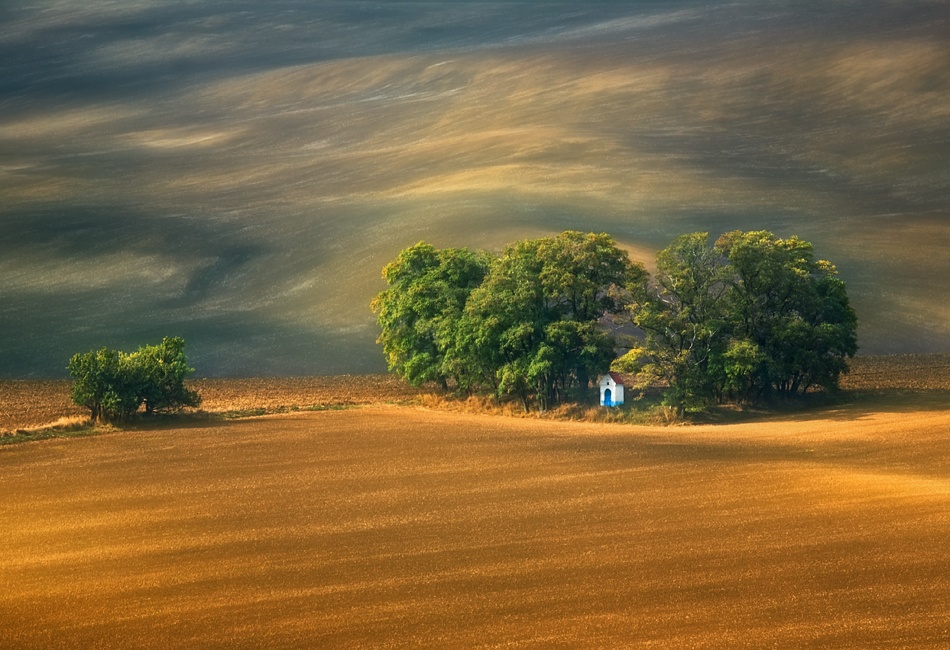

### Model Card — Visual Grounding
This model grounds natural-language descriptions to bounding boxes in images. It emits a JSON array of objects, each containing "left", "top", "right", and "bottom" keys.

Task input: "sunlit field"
[
  {"left": 1, "top": 358, "right": 949, "bottom": 646},
  {"left": 3, "top": 393, "right": 950, "bottom": 647},
  {"left": 2, "top": 2, "right": 948, "bottom": 377}
]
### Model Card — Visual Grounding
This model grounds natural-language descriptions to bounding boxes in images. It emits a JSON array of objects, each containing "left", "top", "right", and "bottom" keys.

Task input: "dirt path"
[{"left": 2, "top": 403, "right": 950, "bottom": 648}]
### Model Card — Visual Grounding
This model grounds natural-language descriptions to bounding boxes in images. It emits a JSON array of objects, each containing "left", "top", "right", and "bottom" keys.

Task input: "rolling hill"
[
  {"left": 4, "top": 400, "right": 950, "bottom": 647},
  {"left": 1, "top": 1, "right": 948, "bottom": 376}
]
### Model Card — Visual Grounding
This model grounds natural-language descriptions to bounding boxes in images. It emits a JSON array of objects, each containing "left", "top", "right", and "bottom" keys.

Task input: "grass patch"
[
  {"left": 217, "top": 403, "right": 359, "bottom": 419},
  {"left": 2, "top": 411, "right": 217, "bottom": 445},
  {"left": 1, "top": 402, "right": 363, "bottom": 444},
  {"left": 413, "top": 391, "right": 689, "bottom": 425},
  {"left": 1, "top": 416, "right": 96, "bottom": 445},
  {"left": 408, "top": 386, "right": 940, "bottom": 426},
  {"left": 3, "top": 360, "right": 947, "bottom": 442}
]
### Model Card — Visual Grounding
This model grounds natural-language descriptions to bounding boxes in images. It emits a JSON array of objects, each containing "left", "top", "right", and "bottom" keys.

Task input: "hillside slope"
[
  {"left": 2, "top": 403, "right": 950, "bottom": 647},
  {"left": 1, "top": 1, "right": 948, "bottom": 375}
]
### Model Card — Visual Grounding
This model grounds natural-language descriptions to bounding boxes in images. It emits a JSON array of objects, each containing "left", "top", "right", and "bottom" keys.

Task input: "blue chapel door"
[{"left": 604, "top": 388, "right": 612, "bottom": 407}]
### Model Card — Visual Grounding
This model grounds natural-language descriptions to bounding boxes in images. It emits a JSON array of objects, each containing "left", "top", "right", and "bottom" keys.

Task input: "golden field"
[{"left": 2, "top": 359, "right": 950, "bottom": 647}]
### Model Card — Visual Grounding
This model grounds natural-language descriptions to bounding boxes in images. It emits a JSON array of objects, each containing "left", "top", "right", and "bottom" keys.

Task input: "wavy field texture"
[
  {"left": 3, "top": 402, "right": 950, "bottom": 647},
  {"left": 1, "top": 2, "right": 949, "bottom": 376}
]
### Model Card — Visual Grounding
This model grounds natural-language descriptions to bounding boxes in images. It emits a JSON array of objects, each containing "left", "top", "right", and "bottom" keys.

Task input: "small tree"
[
  {"left": 68, "top": 337, "right": 200, "bottom": 422},
  {"left": 68, "top": 347, "right": 140, "bottom": 423},
  {"left": 128, "top": 337, "right": 201, "bottom": 414},
  {"left": 372, "top": 243, "right": 490, "bottom": 389}
]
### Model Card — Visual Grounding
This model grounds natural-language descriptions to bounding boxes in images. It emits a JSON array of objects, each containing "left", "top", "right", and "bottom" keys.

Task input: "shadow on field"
[
  {"left": 774, "top": 390, "right": 950, "bottom": 423},
  {"left": 688, "top": 389, "right": 950, "bottom": 426},
  {"left": 549, "top": 436, "right": 803, "bottom": 465},
  {"left": 536, "top": 423, "right": 916, "bottom": 479},
  {"left": 125, "top": 413, "right": 234, "bottom": 430}
]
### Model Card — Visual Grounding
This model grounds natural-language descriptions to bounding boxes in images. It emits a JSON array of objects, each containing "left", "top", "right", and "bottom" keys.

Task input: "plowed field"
[
  {"left": 2, "top": 373, "right": 950, "bottom": 646},
  {"left": 842, "top": 354, "right": 950, "bottom": 391},
  {"left": 0, "top": 375, "right": 420, "bottom": 433},
  {"left": 2, "top": 355, "right": 949, "bottom": 433}
]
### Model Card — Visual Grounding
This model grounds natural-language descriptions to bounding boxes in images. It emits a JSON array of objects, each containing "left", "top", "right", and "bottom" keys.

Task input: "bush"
[{"left": 68, "top": 337, "right": 201, "bottom": 423}]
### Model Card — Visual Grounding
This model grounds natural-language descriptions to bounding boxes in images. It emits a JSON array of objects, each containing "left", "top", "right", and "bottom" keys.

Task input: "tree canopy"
[
  {"left": 715, "top": 230, "right": 858, "bottom": 401},
  {"left": 371, "top": 243, "right": 490, "bottom": 389},
  {"left": 68, "top": 337, "right": 201, "bottom": 422},
  {"left": 373, "top": 232, "right": 643, "bottom": 411},
  {"left": 616, "top": 230, "right": 857, "bottom": 411},
  {"left": 459, "top": 232, "right": 643, "bottom": 410},
  {"left": 620, "top": 232, "right": 731, "bottom": 411},
  {"left": 375, "top": 229, "right": 857, "bottom": 414}
]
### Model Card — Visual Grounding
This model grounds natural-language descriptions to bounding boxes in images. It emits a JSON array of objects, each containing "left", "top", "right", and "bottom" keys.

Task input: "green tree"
[
  {"left": 68, "top": 337, "right": 200, "bottom": 422},
  {"left": 461, "top": 231, "right": 643, "bottom": 410},
  {"left": 716, "top": 338, "right": 765, "bottom": 406},
  {"left": 620, "top": 230, "right": 858, "bottom": 411},
  {"left": 128, "top": 337, "right": 201, "bottom": 414},
  {"left": 615, "top": 232, "right": 730, "bottom": 412},
  {"left": 372, "top": 243, "right": 490, "bottom": 388},
  {"left": 715, "top": 230, "right": 857, "bottom": 400},
  {"left": 68, "top": 347, "right": 141, "bottom": 422},
  {"left": 373, "top": 232, "right": 642, "bottom": 410}
]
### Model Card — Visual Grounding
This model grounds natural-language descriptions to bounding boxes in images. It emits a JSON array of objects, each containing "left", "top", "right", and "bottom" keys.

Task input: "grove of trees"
[
  {"left": 374, "top": 230, "right": 858, "bottom": 413},
  {"left": 374, "top": 232, "right": 643, "bottom": 411},
  {"left": 68, "top": 337, "right": 201, "bottom": 422},
  {"left": 618, "top": 230, "right": 858, "bottom": 411}
]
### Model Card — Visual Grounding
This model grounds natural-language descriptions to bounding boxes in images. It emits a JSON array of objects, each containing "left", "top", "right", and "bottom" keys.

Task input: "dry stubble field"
[{"left": 2, "top": 357, "right": 950, "bottom": 647}]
